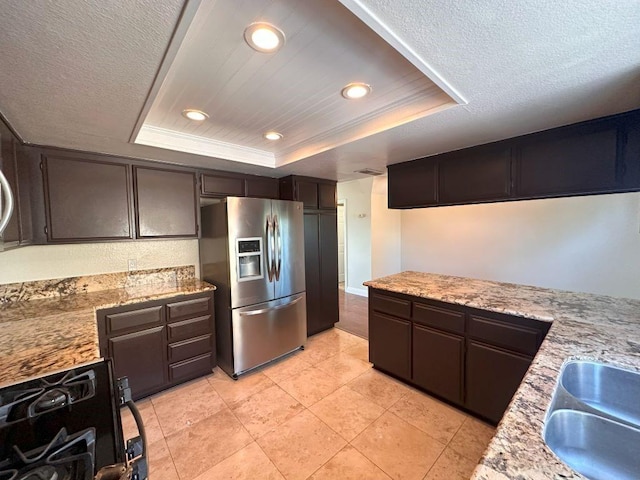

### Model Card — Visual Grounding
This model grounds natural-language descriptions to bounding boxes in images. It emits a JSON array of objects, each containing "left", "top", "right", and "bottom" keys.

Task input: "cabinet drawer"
[
  {"left": 169, "top": 353, "right": 213, "bottom": 382},
  {"left": 167, "top": 296, "right": 211, "bottom": 321},
  {"left": 167, "top": 315, "right": 212, "bottom": 342},
  {"left": 370, "top": 293, "right": 411, "bottom": 319},
  {"left": 413, "top": 303, "right": 465, "bottom": 334},
  {"left": 168, "top": 334, "right": 212, "bottom": 363},
  {"left": 105, "top": 306, "right": 163, "bottom": 334},
  {"left": 468, "top": 315, "right": 539, "bottom": 356}
]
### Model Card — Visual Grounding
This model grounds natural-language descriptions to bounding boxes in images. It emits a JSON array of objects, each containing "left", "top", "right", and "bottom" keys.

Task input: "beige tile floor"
[{"left": 122, "top": 330, "right": 495, "bottom": 480}]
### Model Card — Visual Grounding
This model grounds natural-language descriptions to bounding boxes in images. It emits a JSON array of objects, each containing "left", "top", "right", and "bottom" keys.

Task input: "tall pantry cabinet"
[{"left": 280, "top": 176, "right": 339, "bottom": 336}]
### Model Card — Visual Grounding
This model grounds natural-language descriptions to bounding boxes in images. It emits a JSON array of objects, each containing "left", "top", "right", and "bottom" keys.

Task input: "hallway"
[{"left": 335, "top": 285, "right": 368, "bottom": 339}]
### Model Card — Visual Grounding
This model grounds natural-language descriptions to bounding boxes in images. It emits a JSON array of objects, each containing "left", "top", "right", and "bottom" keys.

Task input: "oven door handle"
[{"left": 117, "top": 378, "right": 147, "bottom": 464}]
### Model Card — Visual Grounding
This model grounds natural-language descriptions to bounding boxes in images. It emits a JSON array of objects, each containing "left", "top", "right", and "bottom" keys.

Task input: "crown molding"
[{"left": 135, "top": 125, "right": 276, "bottom": 168}]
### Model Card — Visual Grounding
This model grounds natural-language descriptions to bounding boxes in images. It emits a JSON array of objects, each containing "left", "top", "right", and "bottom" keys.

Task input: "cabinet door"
[
  {"left": 201, "top": 173, "right": 245, "bottom": 197},
  {"left": 246, "top": 176, "right": 279, "bottom": 199},
  {"left": 369, "top": 311, "right": 411, "bottom": 380},
  {"left": 465, "top": 341, "right": 531, "bottom": 423},
  {"left": 109, "top": 326, "right": 166, "bottom": 399},
  {"left": 318, "top": 183, "right": 336, "bottom": 209},
  {"left": 134, "top": 167, "right": 198, "bottom": 238},
  {"left": 387, "top": 159, "right": 437, "bottom": 208},
  {"left": 438, "top": 147, "right": 512, "bottom": 204},
  {"left": 44, "top": 156, "right": 132, "bottom": 241},
  {"left": 516, "top": 123, "right": 619, "bottom": 197},
  {"left": 412, "top": 324, "right": 463, "bottom": 404},
  {"left": 303, "top": 213, "right": 322, "bottom": 335},
  {"left": 296, "top": 181, "right": 318, "bottom": 209},
  {"left": 319, "top": 213, "right": 338, "bottom": 328}
]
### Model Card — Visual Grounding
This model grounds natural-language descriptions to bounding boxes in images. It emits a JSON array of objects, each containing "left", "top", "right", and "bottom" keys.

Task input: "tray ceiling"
[
  {"left": 0, "top": 0, "right": 638, "bottom": 181},
  {"left": 132, "top": 0, "right": 460, "bottom": 168}
]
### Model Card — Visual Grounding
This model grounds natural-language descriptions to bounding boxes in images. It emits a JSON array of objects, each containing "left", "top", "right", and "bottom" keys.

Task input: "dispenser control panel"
[{"left": 236, "top": 237, "right": 263, "bottom": 281}]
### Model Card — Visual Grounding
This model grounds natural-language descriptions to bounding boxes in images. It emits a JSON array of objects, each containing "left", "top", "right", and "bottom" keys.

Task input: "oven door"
[{"left": 0, "top": 359, "right": 127, "bottom": 478}]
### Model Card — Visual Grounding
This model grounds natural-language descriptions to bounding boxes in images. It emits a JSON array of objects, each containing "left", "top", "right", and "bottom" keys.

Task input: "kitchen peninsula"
[
  {"left": 0, "top": 266, "right": 215, "bottom": 387},
  {"left": 365, "top": 271, "right": 640, "bottom": 479}
]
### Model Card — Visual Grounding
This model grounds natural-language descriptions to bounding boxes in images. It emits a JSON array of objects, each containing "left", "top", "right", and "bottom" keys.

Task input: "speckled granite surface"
[
  {"left": 0, "top": 265, "right": 198, "bottom": 304},
  {"left": 0, "top": 267, "right": 215, "bottom": 387},
  {"left": 365, "top": 271, "right": 640, "bottom": 480}
]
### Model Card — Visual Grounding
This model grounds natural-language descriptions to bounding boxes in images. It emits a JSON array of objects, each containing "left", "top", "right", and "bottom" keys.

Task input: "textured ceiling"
[{"left": 0, "top": 0, "right": 639, "bottom": 181}]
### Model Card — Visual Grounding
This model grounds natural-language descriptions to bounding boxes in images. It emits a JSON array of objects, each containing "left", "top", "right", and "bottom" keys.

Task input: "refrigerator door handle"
[
  {"left": 265, "top": 215, "right": 274, "bottom": 282},
  {"left": 273, "top": 214, "right": 282, "bottom": 281}
]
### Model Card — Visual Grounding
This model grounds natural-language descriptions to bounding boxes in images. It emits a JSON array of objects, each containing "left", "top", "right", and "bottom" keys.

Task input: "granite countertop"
[
  {"left": 365, "top": 271, "right": 640, "bottom": 480},
  {"left": 0, "top": 267, "right": 215, "bottom": 387}
]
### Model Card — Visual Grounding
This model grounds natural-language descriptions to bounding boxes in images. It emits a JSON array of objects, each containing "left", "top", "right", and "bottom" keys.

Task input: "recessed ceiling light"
[
  {"left": 264, "top": 131, "right": 283, "bottom": 141},
  {"left": 244, "top": 22, "right": 285, "bottom": 53},
  {"left": 182, "top": 109, "right": 209, "bottom": 121},
  {"left": 341, "top": 83, "right": 371, "bottom": 100}
]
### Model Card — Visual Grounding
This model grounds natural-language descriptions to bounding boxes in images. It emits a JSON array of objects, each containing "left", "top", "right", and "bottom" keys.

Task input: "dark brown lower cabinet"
[
  {"left": 412, "top": 324, "right": 463, "bottom": 404},
  {"left": 98, "top": 291, "right": 215, "bottom": 400},
  {"left": 369, "top": 312, "right": 411, "bottom": 381},
  {"left": 368, "top": 287, "right": 549, "bottom": 424},
  {"left": 108, "top": 326, "right": 166, "bottom": 399},
  {"left": 465, "top": 341, "right": 532, "bottom": 423}
]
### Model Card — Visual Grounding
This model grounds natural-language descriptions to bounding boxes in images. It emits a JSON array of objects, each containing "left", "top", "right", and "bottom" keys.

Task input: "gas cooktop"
[{"left": 0, "top": 360, "right": 146, "bottom": 480}]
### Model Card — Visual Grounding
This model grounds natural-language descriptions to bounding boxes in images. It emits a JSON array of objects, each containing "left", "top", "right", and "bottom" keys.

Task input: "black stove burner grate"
[
  {"left": 0, "top": 370, "right": 96, "bottom": 427},
  {"left": 0, "top": 428, "right": 95, "bottom": 480}
]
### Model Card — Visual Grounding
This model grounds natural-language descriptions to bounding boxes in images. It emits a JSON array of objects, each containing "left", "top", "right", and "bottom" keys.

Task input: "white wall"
[
  {"left": 371, "top": 176, "right": 401, "bottom": 279},
  {"left": 0, "top": 239, "right": 200, "bottom": 284},
  {"left": 337, "top": 178, "right": 373, "bottom": 296},
  {"left": 400, "top": 192, "right": 640, "bottom": 299}
]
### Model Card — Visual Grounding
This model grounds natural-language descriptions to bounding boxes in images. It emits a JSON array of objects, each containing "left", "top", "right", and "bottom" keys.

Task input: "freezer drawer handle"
[{"left": 239, "top": 296, "right": 303, "bottom": 316}]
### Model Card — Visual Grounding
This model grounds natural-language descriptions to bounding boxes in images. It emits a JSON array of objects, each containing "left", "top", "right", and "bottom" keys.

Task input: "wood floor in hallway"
[{"left": 335, "top": 284, "right": 368, "bottom": 339}]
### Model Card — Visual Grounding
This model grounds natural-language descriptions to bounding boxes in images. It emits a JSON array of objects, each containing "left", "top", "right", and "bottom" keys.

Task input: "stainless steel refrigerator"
[{"left": 200, "top": 197, "right": 306, "bottom": 378}]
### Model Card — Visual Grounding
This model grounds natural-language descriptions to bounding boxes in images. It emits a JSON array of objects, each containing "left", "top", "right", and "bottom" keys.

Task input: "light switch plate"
[{"left": 128, "top": 259, "right": 137, "bottom": 271}]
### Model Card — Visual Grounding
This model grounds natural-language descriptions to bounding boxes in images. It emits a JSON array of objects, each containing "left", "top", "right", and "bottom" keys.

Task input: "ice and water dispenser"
[{"left": 236, "top": 237, "right": 263, "bottom": 281}]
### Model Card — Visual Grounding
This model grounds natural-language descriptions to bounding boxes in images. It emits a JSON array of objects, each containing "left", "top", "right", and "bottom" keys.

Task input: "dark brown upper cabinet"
[
  {"left": 295, "top": 180, "right": 318, "bottom": 209},
  {"left": 387, "top": 159, "right": 437, "bottom": 208},
  {"left": 245, "top": 176, "right": 279, "bottom": 199},
  {"left": 515, "top": 122, "right": 619, "bottom": 197},
  {"left": 200, "top": 172, "right": 279, "bottom": 199},
  {"left": 43, "top": 155, "right": 133, "bottom": 242},
  {"left": 388, "top": 108, "right": 640, "bottom": 209},
  {"left": 200, "top": 173, "right": 245, "bottom": 198},
  {"left": 438, "top": 147, "right": 512, "bottom": 204},
  {"left": 134, "top": 166, "right": 198, "bottom": 238},
  {"left": 318, "top": 182, "right": 337, "bottom": 209},
  {"left": 279, "top": 175, "right": 337, "bottom": 210}
]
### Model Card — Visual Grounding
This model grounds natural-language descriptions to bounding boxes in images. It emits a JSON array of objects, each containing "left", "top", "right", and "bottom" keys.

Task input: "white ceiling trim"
[
  {"left": 135, "top": 125, "right": 276, "bottom": 168},
  {"left": 277, "top": 97, "right": 458, "bottom": 166},
  {"left": 338, "top": 0, "right": 468, "bottom": 106},
  {"left": 128, "top": 0, "right": 202, "bottom": 144}
]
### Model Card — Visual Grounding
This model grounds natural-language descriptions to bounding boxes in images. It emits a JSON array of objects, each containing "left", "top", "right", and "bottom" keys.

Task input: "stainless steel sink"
[
  {"left": 544, "top": 410, "right": 640, "bottom": 480},
  {"left": 558, "top": 360, "right": 640, "bottom": 428},
  {"left": 543, "top": 360, "right": 640, "bottom": 479}
]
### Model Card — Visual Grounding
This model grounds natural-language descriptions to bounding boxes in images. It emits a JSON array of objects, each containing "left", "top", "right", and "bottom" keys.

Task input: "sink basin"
[
  {"left": 544, "top": 410, "right": 640, "bottom": 480},
  {"left": 557, "top": 360, "right": 640, "bottom": 428},
  {"left": 543, "top": 360, "right": 640, "bottom": 479}
]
